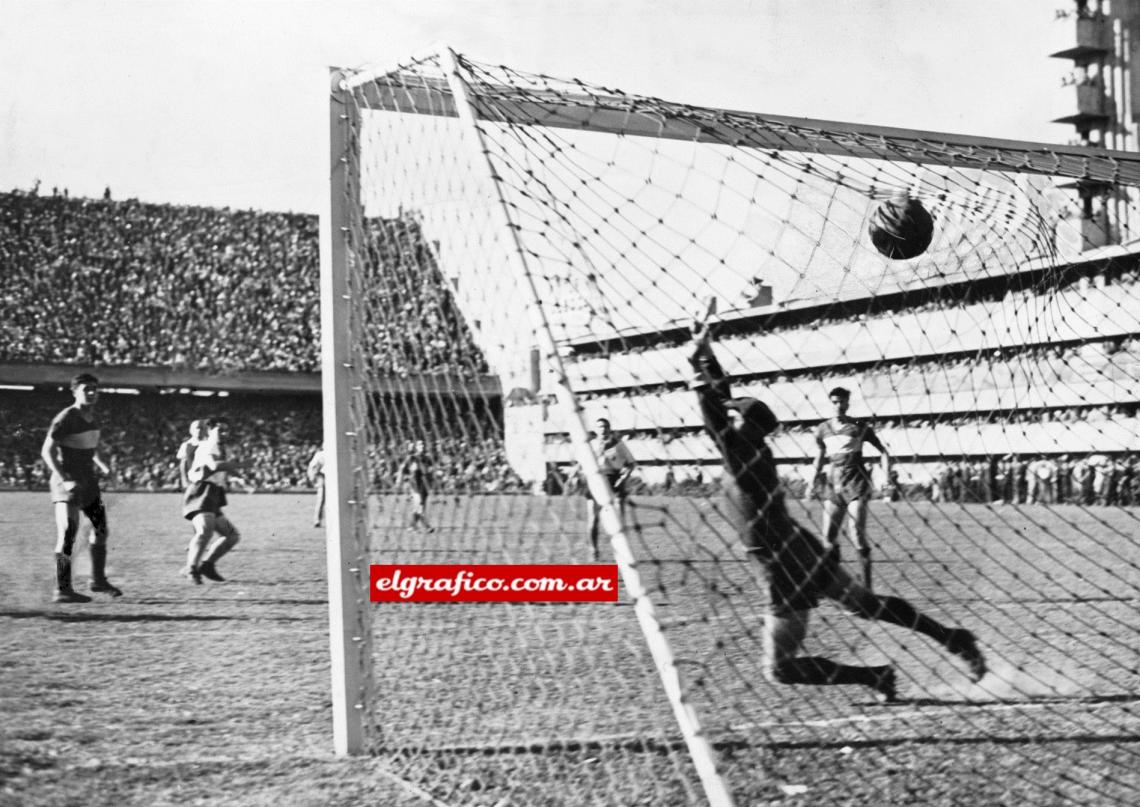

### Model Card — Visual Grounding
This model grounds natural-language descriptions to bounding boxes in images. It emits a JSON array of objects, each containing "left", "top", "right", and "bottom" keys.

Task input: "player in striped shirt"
[
  {"left": 40, "top": 373, "right": 122, "bottom": 602},
  {"left": 811, "top": 387, "right": 891, "bottom": 590}
]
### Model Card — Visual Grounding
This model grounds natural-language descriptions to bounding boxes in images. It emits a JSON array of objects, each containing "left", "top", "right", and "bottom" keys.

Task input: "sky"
[{"left": 1, "top": 0, "right": 1068, "bottom": 215}]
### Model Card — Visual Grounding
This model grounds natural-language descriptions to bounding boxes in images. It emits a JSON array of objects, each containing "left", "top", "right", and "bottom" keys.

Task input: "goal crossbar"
[{"left": 341, "top": 66, "right": 1140, "bottom": 186}]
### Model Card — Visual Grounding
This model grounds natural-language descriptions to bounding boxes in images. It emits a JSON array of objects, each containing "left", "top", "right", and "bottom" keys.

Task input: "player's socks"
[
  {"left": 55, "top": 552, "right": 72, "bottom": 591},
  {"left": 870, "top": 595, "right": 954, "bottom": 643},
  {"left": 88, "top": 544, "right": 121, "bottom": 595},
  {"left": 946, "top": 629, "right": 987, "bottom": 682},
  {"left": 90, "top": 543, "right": 107, "bottom": 580},
  {"left": 52, "top": 553, "right": 92, "bottom": 602},
  {"left": 860, "top": 548, "right": 873, "bottom": 589}
]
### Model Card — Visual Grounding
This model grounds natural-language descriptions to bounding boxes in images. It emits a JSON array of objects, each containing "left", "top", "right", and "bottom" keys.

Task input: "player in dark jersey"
[
  {"left": 689, "top": 319, "right": 985, "bottom": 699},
  {"left": 40, "top": 373, "right": 122, "bottom": 602},
  {"left": 811, "top": 387, "right": 890, "bottom": 589}
]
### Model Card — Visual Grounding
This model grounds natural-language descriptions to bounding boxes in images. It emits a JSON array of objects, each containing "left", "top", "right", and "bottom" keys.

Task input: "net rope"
[{"left": 331, "top": 52, "right": 1140, "bottom": 805}]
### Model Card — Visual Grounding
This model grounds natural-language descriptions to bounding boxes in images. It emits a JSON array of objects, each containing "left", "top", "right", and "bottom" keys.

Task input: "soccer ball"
[{"left": 868, "top": 195, "right": 934, "bottom": 260}]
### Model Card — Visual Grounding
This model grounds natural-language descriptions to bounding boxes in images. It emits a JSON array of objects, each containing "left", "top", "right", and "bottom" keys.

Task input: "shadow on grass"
[
  {"left": 127, "top": 597, "right": 328, "bottom": 607},
  {"left": 904, "top": 693, "right": 1140, "bottom": 707},
  {"left": 758, "top": 729, "right": 1140, "bottom": 752},
  {"left": 0, "top": 609, "right": 238, "bottom": 623}
]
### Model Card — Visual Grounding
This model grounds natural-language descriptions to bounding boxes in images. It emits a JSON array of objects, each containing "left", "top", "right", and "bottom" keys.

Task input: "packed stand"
[{"left": 0, "top": 190, "right": 488, "bottom": 377}]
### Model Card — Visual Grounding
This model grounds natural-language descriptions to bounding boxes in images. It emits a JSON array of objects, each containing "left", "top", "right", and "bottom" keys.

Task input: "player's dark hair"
[
  {"left": 70, "top": 373, "right": 99, "bottom": 390},
  {"left": 206, "top": 417, "right": 231, "bottom": 429},
  {"left": 828, "top": 386, "right": 851, "bottom": 400}
]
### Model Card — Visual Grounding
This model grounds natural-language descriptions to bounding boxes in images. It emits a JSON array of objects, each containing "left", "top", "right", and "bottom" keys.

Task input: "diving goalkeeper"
[{"left": 689, "top": 317, "right": 986, "bottom": 700}]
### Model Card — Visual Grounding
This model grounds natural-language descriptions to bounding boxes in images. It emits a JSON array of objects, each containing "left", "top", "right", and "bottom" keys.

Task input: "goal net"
[{"left": 323, "top": 49, "right": 1140, "bottom": 806}]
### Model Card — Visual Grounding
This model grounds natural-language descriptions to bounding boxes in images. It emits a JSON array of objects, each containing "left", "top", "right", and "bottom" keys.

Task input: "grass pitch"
[{"left": 1, "top": 491, "right": 1138, "bottom": 806}]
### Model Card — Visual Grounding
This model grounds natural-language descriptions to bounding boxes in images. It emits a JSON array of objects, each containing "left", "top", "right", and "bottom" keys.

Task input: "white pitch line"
[{"left": 729, "top": 696, "right": 1130, "bottom": 733}]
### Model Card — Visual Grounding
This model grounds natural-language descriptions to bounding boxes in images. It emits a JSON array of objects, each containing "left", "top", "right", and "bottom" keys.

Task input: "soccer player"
[
  {"left": 583, "top": 417, "right": 636, "bottom": 562},
  {"left": 177, "top": 420, "right": 207, "bottom": 488},
  {"left": 182, "top": 417, "right": 242, "bottom": 583},
  {"left": 689, "top": 321, "right": 985, "bottom": 701},
  {"left": 397, "top": 441, "right": 434, "bottom": 533},
  {"left": 175, "top": 419, "right": 207, "bottom": 577},
  {"left": 40, "top": 373, "right": 122, "bottom": 602},
  {"left": 811, "top": 386, "right": 891, "bottom": 589},
  {"left": 307, "top": 444, "right": 326, "bottom": 527}
]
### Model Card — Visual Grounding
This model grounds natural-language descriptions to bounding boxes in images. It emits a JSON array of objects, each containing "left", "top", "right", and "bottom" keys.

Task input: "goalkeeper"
[{"left": 689, "top": 319, "right": 986, "bottom": 700}]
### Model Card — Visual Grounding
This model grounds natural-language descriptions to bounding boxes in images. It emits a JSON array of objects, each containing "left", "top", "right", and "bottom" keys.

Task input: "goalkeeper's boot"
[
  {"left": 947, "top": 629, "right": 987, "bottom": 682},
  {"left": 872, "top": 666, "right": 899, "bottom": 704}
]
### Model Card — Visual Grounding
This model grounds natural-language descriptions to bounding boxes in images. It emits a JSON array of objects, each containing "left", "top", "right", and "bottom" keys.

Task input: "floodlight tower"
[{"left": 1050, "top": 0, "right": 1140, "bottom": 248}]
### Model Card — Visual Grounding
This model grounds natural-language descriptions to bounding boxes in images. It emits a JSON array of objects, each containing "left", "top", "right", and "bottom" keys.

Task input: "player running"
[
  {"left": 811, "top": 386, "right": 891, "bottom": 589},
  {"left": 41, "top": 373, "right": 123, "bottom": 602},
  {"left": 182, "top": 418, "right": 243, "bottom": 583},
  {"left": 689, "top": 317, "right": 985, "bottom": 700}
]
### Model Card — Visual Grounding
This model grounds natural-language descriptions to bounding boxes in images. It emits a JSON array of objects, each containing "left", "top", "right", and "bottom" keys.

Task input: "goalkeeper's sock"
[{"left": 870, "top": 595, "right": 951, "bottom": 644}]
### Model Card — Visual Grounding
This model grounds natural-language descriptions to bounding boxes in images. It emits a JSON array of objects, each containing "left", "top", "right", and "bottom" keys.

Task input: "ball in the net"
[{"left": 868, "top": 196, "right": 934, "bottom": 260}]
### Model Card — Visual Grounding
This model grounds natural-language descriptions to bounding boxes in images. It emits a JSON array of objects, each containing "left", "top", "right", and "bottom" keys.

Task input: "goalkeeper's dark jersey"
[{"left": 690, "top": 342, "right": 797, "bottom": 561}]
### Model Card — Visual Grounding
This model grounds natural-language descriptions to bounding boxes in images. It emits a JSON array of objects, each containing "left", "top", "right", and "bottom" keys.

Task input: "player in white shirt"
[
  {"left": 582, "top": 418, "right": 636, "bottom": 562},
  {"left": 181, "top": 418, "right": 243, "bottom": 584}
]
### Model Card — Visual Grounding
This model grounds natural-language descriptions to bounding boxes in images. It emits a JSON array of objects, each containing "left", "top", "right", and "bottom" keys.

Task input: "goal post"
[
  {"left": 323, "top": 47, "right": 1140, "bottom": 806},
  {"left": 322, "top": 68, "right": 372, "bottom": 755}
]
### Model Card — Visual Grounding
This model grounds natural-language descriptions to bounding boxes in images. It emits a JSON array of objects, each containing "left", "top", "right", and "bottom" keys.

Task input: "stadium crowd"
[
  {"left": 3, "top": 187, "right": 1139, "bottom": 503},
  {"left": 0, "top": 190, "right": 486, "bottom": 377},
  {"left": 0, "top": 188, "right": 511, "bottom": 493}
]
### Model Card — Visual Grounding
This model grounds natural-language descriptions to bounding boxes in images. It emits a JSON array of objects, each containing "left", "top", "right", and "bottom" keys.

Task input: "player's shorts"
[
  {"left": 50, "top": 472, "right": 101, "bottom": 509},
  {"left": 182, "top": 481, "right": 228, "bottom": 520},
  {"left": 757, "top": 523, "right": 841, "bottom": 617},
  {"left": 585, "top": 472, "right": 627, "bottom": 503},
  {"left": 827, "top": 465, "right": 873, "bottom": 506}
]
